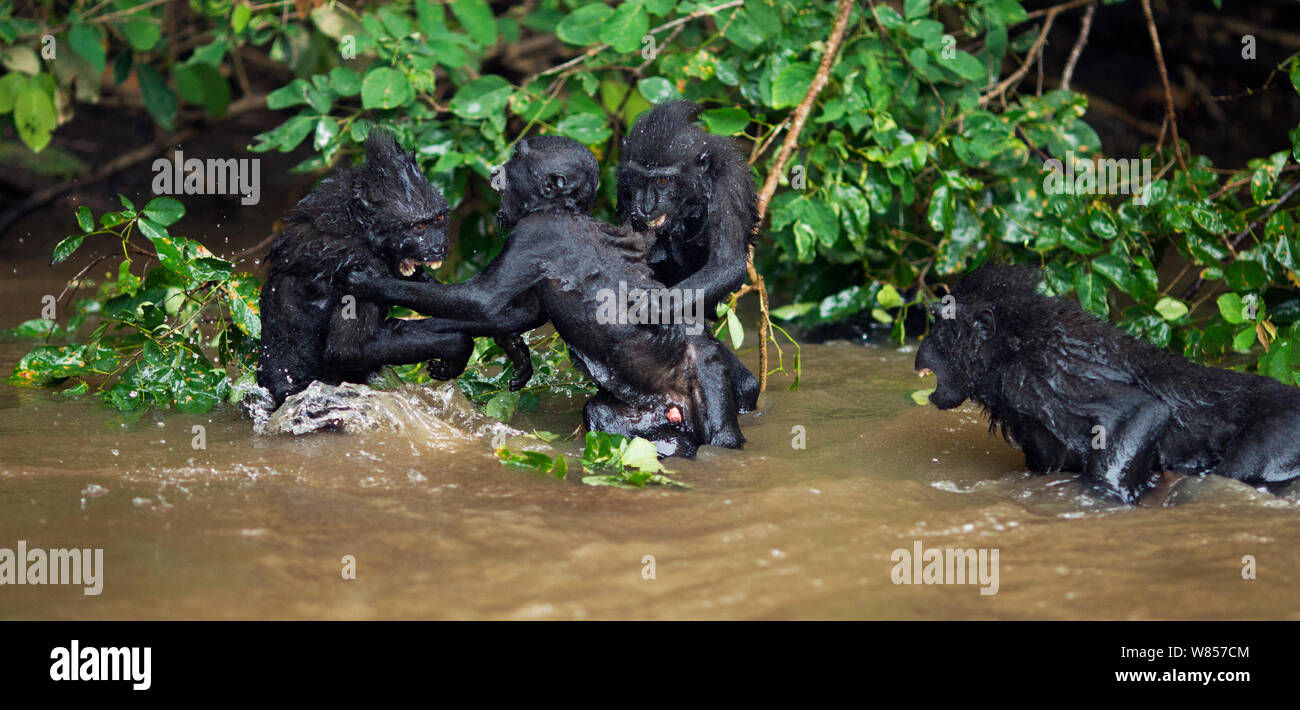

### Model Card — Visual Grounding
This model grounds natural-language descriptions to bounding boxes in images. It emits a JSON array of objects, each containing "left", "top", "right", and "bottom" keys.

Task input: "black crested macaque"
[
  {"left": 914, "top": 264, "right": 1300, "bottom": 503},
  {"left": 258, "top": 130, "right": 534, "bottom": 407},
  {"left": 617, "top": 99, "right": 760, "bottom": 413},
  {"left": 343, "top": 135, "right": 744, "bottom": 457}
]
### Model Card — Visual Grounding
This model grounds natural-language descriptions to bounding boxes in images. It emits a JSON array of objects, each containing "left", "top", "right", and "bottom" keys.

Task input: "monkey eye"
[
  {"left": 413, "top": 222, "right": 426, "bottom": 231},
  {"left": 657, "top": 177, "right": 671, "bottom": 184},
  {"left": 434, "top": 214, "right": 446, "bottom": 224}
]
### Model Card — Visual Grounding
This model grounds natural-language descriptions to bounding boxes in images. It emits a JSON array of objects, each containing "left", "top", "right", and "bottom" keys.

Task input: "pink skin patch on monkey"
[{"left": 666, "top": 406, "right": 682, "bottom": 424}]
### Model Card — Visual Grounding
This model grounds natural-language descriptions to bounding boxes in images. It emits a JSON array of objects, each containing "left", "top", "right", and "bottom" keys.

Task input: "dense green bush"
[{"left": 5, "top": 0, "right": 1300, "bottom": 415}]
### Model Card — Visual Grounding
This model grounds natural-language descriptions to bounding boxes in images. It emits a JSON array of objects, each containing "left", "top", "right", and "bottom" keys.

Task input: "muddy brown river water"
[{"left": 1, "top": 256, "right": 1298, "bottom": 620}]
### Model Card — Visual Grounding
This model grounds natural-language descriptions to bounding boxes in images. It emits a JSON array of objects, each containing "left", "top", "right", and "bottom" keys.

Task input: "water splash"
[{"left": 250, "top": 380, "right": 532, "bottom": 452}]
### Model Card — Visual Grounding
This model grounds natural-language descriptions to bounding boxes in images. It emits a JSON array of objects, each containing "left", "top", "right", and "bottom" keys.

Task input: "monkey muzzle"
[
  {"left": 646, "top": 214, "right": 667, "bottom": 228},
  {"left": 398, "top": 259, "right": 442, "bottom": 277}
]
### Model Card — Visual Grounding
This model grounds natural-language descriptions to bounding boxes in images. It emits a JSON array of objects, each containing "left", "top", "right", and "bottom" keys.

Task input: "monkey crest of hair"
[
  {"left": 915, "top": 264, "right": 1300, "bottom": 504},
  {"left": 497, "top": 135, "right": 600, "bottom": 229},
  {"left": 281, "top": 129, "right": 451, "bottom": 281}
]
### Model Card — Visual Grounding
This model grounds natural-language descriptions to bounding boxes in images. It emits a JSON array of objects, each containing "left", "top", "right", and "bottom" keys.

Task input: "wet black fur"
[
  {"left": 345, "top": 135, "right": 745, "bottom": 457},
  {"left": 616, "top": 100, "right": 760, "bottom": 413},
  {"left": 915, "top": 264, "right": 1300, "bottom": 503},
  {"left": 257, "top": 130, "right": 532, "bottom": 407}
]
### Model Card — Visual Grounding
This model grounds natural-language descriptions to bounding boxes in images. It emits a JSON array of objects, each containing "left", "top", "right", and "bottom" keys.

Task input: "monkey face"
[
  {"left": 354, "top": 130, "right": 452, "bottom": 279},
  {"left": 915, "top": 299, "right": 1000, "bottom": 410},
  {"left": 616, "top": 153, "right": 708, "bottom": 235},
  {"left": 376, "top": 212, "right": 449, "bottom": 279}
]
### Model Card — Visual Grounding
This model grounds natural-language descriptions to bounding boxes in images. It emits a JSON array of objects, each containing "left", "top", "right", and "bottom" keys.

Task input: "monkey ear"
[
  {"left": 542, "top": 172, "right": 567, "bottom": 197},
  {"left": 489, "top": 165, "right": 506, "bottom": 192},
  {"left": 974, "top": 308, "right": 995, "bottom": 340},
  {"left": 696, "top": 150, "right": 711, "bottom": 169}
]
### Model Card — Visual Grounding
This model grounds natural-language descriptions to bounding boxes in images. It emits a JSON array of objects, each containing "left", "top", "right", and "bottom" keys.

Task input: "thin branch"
[
  {"left": 746, "top": 0, "right": 855, "bottom": 392},
  {"left": 1180, "top": 181, "right": 1300, "bottom": 300},
  {"left": 1060, "top": 1, "right": 1097, "bottom": 91},
  {"left": 979, "top": 11, "right": 1059, "bottom": 107},
  {"left": 526, "top": 0, "right": 744, "bottom": 86},
  {"left": 1140, "top": 0, "right": 1189, "bottom": 177}
]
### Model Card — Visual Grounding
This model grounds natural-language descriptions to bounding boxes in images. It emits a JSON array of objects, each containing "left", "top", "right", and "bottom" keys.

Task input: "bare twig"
[
  {"left": 979, "top": 11, "right": 1059, "bottom": 107},
  {"left": 1140, "top": 0, "right": 1188, "bottom": 176},
  {"left": 1060, "top": 1, "right": 1097, "bottom": 91},
  {"left": 526, "top": 0, "right": 744, "bottom": 86},
  {"left": 747, "top": 0, "right": 855, "bottom": 392}
]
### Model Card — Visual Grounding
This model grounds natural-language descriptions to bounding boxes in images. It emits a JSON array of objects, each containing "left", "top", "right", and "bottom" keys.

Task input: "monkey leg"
[
  {"left": 1211, "top": 410, "right": 1300, "bottom": 485},
  {"left": 493, "top": 333, "right": 534, "bottom": 391},
  {"left": 1082, "top": 394, "right": 1170, "bottom": 504},
  {"left": 323, "top": 314, "right": 473, "bottom": 376},
  {"left": 583, "top": 390, "right": 698, "bottom": 459}
]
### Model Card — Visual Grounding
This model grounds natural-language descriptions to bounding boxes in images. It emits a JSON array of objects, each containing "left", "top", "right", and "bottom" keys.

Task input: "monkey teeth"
[
  {"left": 398, "top": 259, "right": 442, "bottom": 277},
  {"left": 917, "top": 368, "right": 934, "bottom": 378},
  {"left": 647, "top": 214, "right": 667, "bottom": 228}
]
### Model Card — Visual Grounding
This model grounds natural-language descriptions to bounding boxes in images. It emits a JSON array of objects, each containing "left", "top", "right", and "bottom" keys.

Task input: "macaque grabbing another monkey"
[{"left": 343, "top": 135, "right": 745, "bottom": 457}]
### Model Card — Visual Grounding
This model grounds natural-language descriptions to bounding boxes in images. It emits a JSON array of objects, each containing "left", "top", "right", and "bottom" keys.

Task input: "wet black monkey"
[{"left": 257, "top": 130, "right": 534, "bottom": 407}]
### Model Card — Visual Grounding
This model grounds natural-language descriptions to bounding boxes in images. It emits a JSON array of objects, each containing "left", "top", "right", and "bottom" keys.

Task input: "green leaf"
[
  {"left": 1224, "top": 260, "right": 1266, "bottom": 292},
  {"left": 450, "top": 0, "right": 497, "bottom": 47},
  {"left": 449, "top": 74, "right": 512, "bottom": 119},
  {"left": 136, "top": 65, "right": 177, "bottom": 131},
  {"left": 51, "top": 234, "right": 84, "bottom": 264},
  {"left": 330, "top": 66, "right": 362, "bottom": 96},
  {"left": 68, "top": 24, "right": 106, "bottom": 74},
  {"left": 232, "top": 3, "right": 251, "bottom": 33},
  {"left": 122, "top": 17, "right": 161, "bottom": 51},
  {"left": 636, "top": 76, "right": 675, "bottom": 104},
  {"left": 75, "top": 206, "right": 94, "bottom": 233},
  {"left": 361, "top": 68, "right": 413, "bottom": 110},
  {"left": 0, "top": 72, "right": 28, "bottom": 113},
  {"left": 224, "top": 274, "right": 261, "bottom": 339},
  {"left": 621, "top": 437, "right": 664, "bottom": 473},
  {"left": 1154, "top": 297, "right": 1188, "bottom": 321},
  {"left": 600, "top": 1, "right": 649, "bottom": 54},
  {"left": 1075, "top": 269, "right": 1108, "bottom": 318},
  {"left": 143, "top": 196, "right": 185, "bottom": 226},
  {"left": 1232, "top": 326, "right": 1257, "bottom": 353},
  {"left": 1217, "top": 293, "right": 1250, "bottom": 325},
  {"left": 1258, "top": 338, "right": 1294, "bottom": 384},
  {"left": 770, "top": 302, "right": 816, "bottom": 320},
  {"left": 877, "top": 283, "right": 904, "bottom": 309},
  {"left": 556, "top": 4, "right": 613, "bottom": 46},
  {"left": 485, "top": 390, "right": 519, "bottom": 421},
  {"left": 910, "top": 387, "right": 935, "bottom": 406},
  {"left": 13, "top": 84, "right": 55, "bottom": 152},
  {"left": 701, "top": 107, "right": 751, "bottom": 136},
  {"left": 771, "top": 62, "right": 815, "bottom": 109},
  {"left": 724, "top": 307, "right": 744, "bottom": 349},
  {"left": 556, "top": 112, "right": 612, "bottom": 145}
]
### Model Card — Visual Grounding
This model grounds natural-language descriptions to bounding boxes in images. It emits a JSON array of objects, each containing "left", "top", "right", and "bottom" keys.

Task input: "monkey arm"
[
  {"left": 1081, "top": 392, "right": 1170, "bottom": 504},
  {"left": 343, "top": 239, "right": 543, "bottom": 327},
  {"left": 671, "top": 170, "right": 754, "bottom": 311}
]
